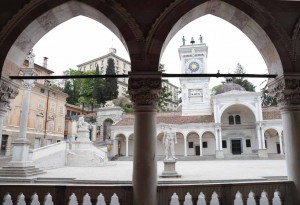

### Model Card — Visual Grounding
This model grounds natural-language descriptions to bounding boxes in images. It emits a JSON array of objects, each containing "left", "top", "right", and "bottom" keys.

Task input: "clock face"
[{"left": 188, "top": 61, "right": 200, "bottom": 72}]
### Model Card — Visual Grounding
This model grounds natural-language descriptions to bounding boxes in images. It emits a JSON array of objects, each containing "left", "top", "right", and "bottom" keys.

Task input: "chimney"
[{"left": 43, "top": 57, "right": 48, "bottom": 68}]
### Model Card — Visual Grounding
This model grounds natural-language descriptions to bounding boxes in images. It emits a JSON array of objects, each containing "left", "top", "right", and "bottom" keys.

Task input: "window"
[
  {"left": 40, "top": 88, "right": 45, "bottom": 93},
  {"left": 246, "top": 139, "right": 251, "bottom": 147},
  {"left": 188, "top": 142, "right": 193, "bottom": 148},
  {"left": 265, "top": 140, "right": 268, "bottom": 148},
  {"left": 36, "top": 118, "right": 43, "bottom": 131},
  {"left": 229, "top": 115, "right": 234, "bottom": 124},
  {"left": 235, "top": 115, "right": 241, "bottom": 124},
  {"left": 202, "top": 141, "right": 208, "bottom": 148},
  {"left": 50, "top": 103, "right": 55, "bottom": 113},
  {"left": 222, "top": 140, "right": 227, "bottom": 148},
  {"left": 38, "top": 101, "right": 45, "bottom": 110},
  {"left": 48, "top": 121, "right": 54, "bottom": 132}
]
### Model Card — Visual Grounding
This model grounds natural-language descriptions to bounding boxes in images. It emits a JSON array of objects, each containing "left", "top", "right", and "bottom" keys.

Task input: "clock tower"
[{"left": 179, "top": 36, "right": 212, "bottom": 116}]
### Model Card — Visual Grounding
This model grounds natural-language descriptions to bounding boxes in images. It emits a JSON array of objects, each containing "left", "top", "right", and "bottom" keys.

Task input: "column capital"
[
  {"left": 128, "top": 72, "right": 162, "bottom": 108},
  {"left": 268, "top": 73, "right": 300, "bottom": 106},
  {"left": 0, "top": 77, "right": 19, "bottom": 113}
]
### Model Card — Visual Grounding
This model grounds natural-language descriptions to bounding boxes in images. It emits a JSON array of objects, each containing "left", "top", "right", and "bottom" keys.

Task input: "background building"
[
  {"left": 0, "top": 58, "right": 68, "bottom": 156},
  {"left": 77, "top": 48, "right": 180, "bottom": 111}
]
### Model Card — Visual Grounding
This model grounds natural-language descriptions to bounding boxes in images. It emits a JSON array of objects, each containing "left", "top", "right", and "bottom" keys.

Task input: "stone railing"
[{"left": 0, "top": 181, "right": 294, "bottom": 204}]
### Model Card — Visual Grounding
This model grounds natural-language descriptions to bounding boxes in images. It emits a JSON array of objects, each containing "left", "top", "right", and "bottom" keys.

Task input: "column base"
[
  {"left": 159, "top": 159, "right": 181, "bottom": 178},
  {"left": 258, "top": 149, "right": 268, "bottom": 158},
  {"left": 216, "top": 150, "right": 224, "bottom": 159}
]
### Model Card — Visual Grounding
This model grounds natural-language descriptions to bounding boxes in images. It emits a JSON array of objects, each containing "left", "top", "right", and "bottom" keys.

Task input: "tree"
[
  {"left": 261, "top": 84, "right": 277, "bottom": 106},
  {"left": 92, "top": 64, "right": 105, "bottom": 105},
  {"left": 113, "top": 97, "right": 133, "bottom": 113},
  {"left": 103, "top": 58, "right": 118, "bottom": 102},
  {"left": 232, "top": 63, "right": 256, "bottom": 92},
  {"left": 158, "top": 64, "right": 173, "bottom": 111}
]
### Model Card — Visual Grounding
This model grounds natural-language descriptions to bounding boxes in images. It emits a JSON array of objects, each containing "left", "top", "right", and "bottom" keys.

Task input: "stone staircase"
[{"left": 0, "top": 166, "right": 45, "bottom": 177}]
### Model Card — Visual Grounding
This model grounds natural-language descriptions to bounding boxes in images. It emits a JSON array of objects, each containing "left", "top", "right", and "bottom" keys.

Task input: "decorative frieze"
[
  {"left": 128, "top": 73, "right": 161, "bottom": 107},
  {"left": 0, "top": 77, "right": 19, "bottom": 113},
  {"left": 268, "top": 74, "right": 300, "bottom": 106}
]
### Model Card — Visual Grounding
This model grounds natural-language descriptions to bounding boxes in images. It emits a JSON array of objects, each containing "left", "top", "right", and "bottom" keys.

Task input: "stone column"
[
  {"left": 129, "top": 72, "right": 161, "bottom": 205},
  {"left": 256, "top": 122, "right": 268, "bottom": 158},
  {"left": 199, "top": 134, "right": 203, "bottom": 156},
  {"left": 0, "top": 77, "right": 19, "bottom": 151},
  {"left": 256, "top": 124, "right": 262, "bottom": 149},
  {"left": 215, "top": 123, "right": 224, "bottom": 158},
  {"left": 184, "top": 135, "right": 187, "bottom": 157},
  {"left": 269, "top": 74, "right": 300, "bottom": 202},
  {"left": 126, "top": 136, "right": 129, "bottom": 157},
  {"left": 10, "top": 68, "right": 35, "bottom": 166},
  {"left": 279, "top": 131, "right": 284, "bottom": 155}
]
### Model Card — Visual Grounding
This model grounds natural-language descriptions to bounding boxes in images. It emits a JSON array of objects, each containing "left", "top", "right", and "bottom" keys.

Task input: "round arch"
[
  {"left": 201, "top": 131, "right": 216, "bottom": 156},
  {"left": 154, "top": 1, "right": 288, "bottom": 74},
  {"left": 128, "top": 133, "right": 134, "bottom": 156},
  {"left": 115, "top": 133, "right": 126, "bottom": 156},
  {"left": 0, "top": 1, "right": 134, "bottom": 77},
  {"left": 264, "top": 128, "right": 282, "bottom": 154},
  {"left": 219, "top": 103, "right": 257, "bottom": 123},
  {"left": 186, "top": 131, "right": 200, "bottom": 156}
]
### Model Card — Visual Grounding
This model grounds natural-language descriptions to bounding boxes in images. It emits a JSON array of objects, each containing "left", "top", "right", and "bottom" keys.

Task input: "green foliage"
[
  {"left": 159, "top": 82, "right": 172, "bottom": 112},
  {"left": 232, "top": 63, "right": 256, "bottom": 91},
  {"left": 211, "top": 84, "right": 223, "bottom": 93},
  {"left": 103, "top": 58, "right": 118, "bottom": 101},
  {"left": 261, "top": 84, "right": 277, "bottom": 106},
  {"left": 113, "top": 97, "right": 133, "bottom": 113},
  {"left": 63, "top": 68, "right": 105, "bottom": 108}
]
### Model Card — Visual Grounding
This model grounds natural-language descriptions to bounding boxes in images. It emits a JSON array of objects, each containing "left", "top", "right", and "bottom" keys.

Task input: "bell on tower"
[{"left": 190, "top": 37, "right": 195, "bottom": 45}]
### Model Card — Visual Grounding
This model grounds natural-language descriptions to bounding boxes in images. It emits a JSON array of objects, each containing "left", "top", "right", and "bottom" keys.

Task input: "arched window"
[
  {"left": 229, "top": 115, "right": 234, "bottom": 124},
  {"left": 235, "top": 115, "right": 241, "bottom": 124}
]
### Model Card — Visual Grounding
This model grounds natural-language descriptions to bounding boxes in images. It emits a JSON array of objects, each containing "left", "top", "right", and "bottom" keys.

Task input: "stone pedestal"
[
  {"left": 258, "top": 149, "right": 268, "bottom": 158},
  {"left": 216, "top": 150, "right": 224, "bottom": 159},
  {"left": 67, "top": 126, "right": 107, "bottom": 166},
  {"left": 160, "top": 160, "right": 181, "bottom": 178}
]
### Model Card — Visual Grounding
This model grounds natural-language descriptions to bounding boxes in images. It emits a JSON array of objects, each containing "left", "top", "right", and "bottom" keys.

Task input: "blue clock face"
[{"left": 188, "top": 61, "right": 200, "bottom": 72}]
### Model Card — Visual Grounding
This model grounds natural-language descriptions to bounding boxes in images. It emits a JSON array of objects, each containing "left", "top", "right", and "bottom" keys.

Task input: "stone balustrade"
[{"left": 0, "top": 181, "right": 293, "bottom": 204}]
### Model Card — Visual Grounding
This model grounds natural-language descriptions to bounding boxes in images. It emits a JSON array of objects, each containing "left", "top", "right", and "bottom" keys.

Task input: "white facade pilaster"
[
  {"left": 184, "top": 134, "right": 187, "bottom": 157},
  {"left": 256, "top": 125, "right": 262, "bottom": 149},
  {"left": 199, "top": 134, "right": 203, "bottom": 156},
  {"left": 126, "top": 136, "right": 129, "bottom": 157},
  {"left": 279, "top": 131, "right": 284, "bottom": 155}
]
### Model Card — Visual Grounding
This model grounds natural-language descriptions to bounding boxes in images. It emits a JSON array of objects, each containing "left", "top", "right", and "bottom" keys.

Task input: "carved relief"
[
  {"left": 129, "top": 78, "right": 161, "bottom": 107},
  {"left": 268, "top": 75, "right": 300, "bottom": 106},
  {"left": 0, "top": 78, "right": 19, "bottom": 112}
]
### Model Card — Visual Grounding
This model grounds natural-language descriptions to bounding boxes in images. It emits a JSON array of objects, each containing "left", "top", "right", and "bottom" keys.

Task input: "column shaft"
[
  {"left": 256, "top": 126, "right": 262, "bottom": 149},
  {"left": 184, "top": 136, "right": 187, "bottom": 156},
  {"left": 218, "top": 129, "right": 223, "bottom": 151},
  {"left": 279, "top": 132, "right": 284, "bottom": 154},
  {"left": 0, "top": 113, "right": 5, "bottom": 150},
  {"left": 126, "top": 137, "right": 129, "bottom": 157},
  {"left": 199, "top": 135, "right": 203, "bottom": 156}
]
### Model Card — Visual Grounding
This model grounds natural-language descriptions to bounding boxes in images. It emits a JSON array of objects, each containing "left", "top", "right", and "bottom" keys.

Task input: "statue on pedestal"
[
  {"left": 163, "top": 126, "right": 177, "bottom": 160},
  {"left": 77, "top": 116, "right": 89, "bottom": 129}
]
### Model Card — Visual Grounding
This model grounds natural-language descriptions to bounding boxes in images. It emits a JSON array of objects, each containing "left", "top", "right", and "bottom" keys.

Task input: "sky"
[{"left": 33, "top": 15, "right": 268, "bottom": 90}]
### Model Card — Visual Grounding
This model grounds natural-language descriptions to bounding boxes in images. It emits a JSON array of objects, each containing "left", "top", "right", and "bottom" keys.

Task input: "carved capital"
[
  {"left": 128, "top": 72, "right": 162, "bottom": 107},
  {"left": 268, "top": 74, "right": 300, "bottom": 106},
  {"left": 22, "top": 80, "right": 35, "bottom": 90},
  {"left": 0, "top": 77, "right": 19, "bottom": 113}
]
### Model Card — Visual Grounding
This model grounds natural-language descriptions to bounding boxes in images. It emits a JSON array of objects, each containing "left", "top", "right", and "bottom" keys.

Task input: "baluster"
[
  {"left": 170, "top": 193, "right": 179, "bottom": 205},
  {"left": 31, "top": 193, "right": 40, "bottom": 205},
  {"left": 82, "top": 193, "right": 92, "bottom": 205},
  {"left": 69, "top": 193, "right": 78, "bottom": 205},
  {"left": 96, "top": 193, "right": 106, "bottom": 205},
  {"left": 197, "top": 192, "right": 206, "bottom": 205},
  {"left": 110, "top": 193, "right": 120, "bottom": 205},
  {"left": 17, "top": 193, "right": 26, "bottom": 205},
  {"left": 184, "top": 192, "right": 193, "bottom": 205},
  {"left": 247, "top": 191, "right": 256, "bottom": 205},
  {"left": 44, "top": 193, "right": 54, "bottom": 205},
  {"left": 272, "top": 191, "right": 282, "bottom": 205},
  {"left": 234, "top": 191, "right": 243, "bottom": 205},
  {"left": 3, "top": 193, "right": 13, "bottom": 205},
  {"left": 259, "top": 191, "right": 269, "bottom": 205},
  {"left": 210, "top": 192, "right": 219, "bottom": 205}
]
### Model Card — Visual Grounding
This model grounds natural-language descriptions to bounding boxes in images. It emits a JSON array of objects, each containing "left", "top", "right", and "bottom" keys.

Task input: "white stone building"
[
  {"left": 77, "top": 48, "right": 179, "bottom": 110},
  {"left": 96, "top": 40, "right": 284, "bottom": 159}
]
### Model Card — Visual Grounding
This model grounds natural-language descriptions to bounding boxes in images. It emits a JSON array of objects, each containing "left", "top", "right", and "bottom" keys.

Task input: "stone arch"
[
  {"left": 128, "top": 133, "right": 134, "bottom": 156},
  {"left": 156, "top": 132, "right": 165, "bottom": 157},
  {"left": 219, "top": 103, "right": 257, "bottom": 123},
  {"left": 186, "top": 131, "right": 200, "bottom": 156},
  {"left": 202, "top": 131, "right": 216, "bottom": 156},
  {"left": 115, "top": 133, "right": 126, "bottom": 156},
  {"left": 0, "top": 1, "right": 137, "bottom": 77},
  {"left": 153, "top": 1, "right": 289, "bottom": 74},
  {"left": 103, "top": 118, "right": 113, "bottom": 141},
  {"left": 264, "top": 128, "right": 281, "bottom": 154}
]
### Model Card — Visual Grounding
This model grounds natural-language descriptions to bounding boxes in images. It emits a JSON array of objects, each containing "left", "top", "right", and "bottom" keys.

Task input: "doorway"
[
  {"left": 195, "top": 145, "right": 200, "bottom": 155},
  {"left": 277, "top": 143, "right": 281, "bottom": 154},
  {"left": 0, "top": 135, "right": 8, "bottom": 155},
  {"left": 231, "top": 139, "right": 242, "bottom": 155}
]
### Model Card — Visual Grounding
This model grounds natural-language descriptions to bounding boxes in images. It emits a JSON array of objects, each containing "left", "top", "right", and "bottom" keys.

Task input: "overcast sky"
[{"left": 33, "top": 15, "right": 268, "bottom": 90}]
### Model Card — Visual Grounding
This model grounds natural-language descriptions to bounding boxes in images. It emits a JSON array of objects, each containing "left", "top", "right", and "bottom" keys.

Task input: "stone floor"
[{"left": 0, "top": 157, "right": 287, "bottom": 184}]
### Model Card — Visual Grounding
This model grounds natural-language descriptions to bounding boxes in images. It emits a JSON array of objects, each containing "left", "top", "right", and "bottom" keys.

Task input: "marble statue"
[
  {"left": 163, "top": 126, "right": 177, "bottom": 160},
  {"left": 26, "top": 50, "right": 35, "bottom": 68},
  {"left": 77, "top": 116, "right": 89, "bottom": 129},
  {"left": 199, "top": 34, "right": 203, "bottom": 44},
  {"left": 182, "top": 36, "right": 186, "bottom": 45}
]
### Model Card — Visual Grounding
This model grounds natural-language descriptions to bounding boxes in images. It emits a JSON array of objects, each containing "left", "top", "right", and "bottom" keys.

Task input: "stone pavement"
[{"left": 0, "top": 159, "right": 287, "bottom": 184}]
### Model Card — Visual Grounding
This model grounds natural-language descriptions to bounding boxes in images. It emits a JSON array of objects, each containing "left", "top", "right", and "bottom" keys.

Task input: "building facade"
[
  {"left": 77, "top": 48, "right": 179, "bottom": 111},
  {"left": 97, "top": 40, "right": 284, "bottom": 159},
  {"left": 0, "top": 58, "right": 68, "bottom": 156}
]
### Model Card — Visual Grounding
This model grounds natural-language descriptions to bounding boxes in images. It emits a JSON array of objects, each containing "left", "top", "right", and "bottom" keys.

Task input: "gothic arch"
[
  {"left": 0, "top": 1, "right": 138, "bottom": 77},
  {"left": 151, "top": 1, "right": 289, "bottom": 74}
]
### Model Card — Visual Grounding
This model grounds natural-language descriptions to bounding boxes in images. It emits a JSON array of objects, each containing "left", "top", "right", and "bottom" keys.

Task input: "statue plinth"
[{"left": 160, "top": 159, "right": 181, "bottom": 178}]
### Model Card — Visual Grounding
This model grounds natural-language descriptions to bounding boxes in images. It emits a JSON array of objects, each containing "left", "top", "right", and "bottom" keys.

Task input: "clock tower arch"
[{"left": 179, "top": 36, "right": 212, "bottom": 116}]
